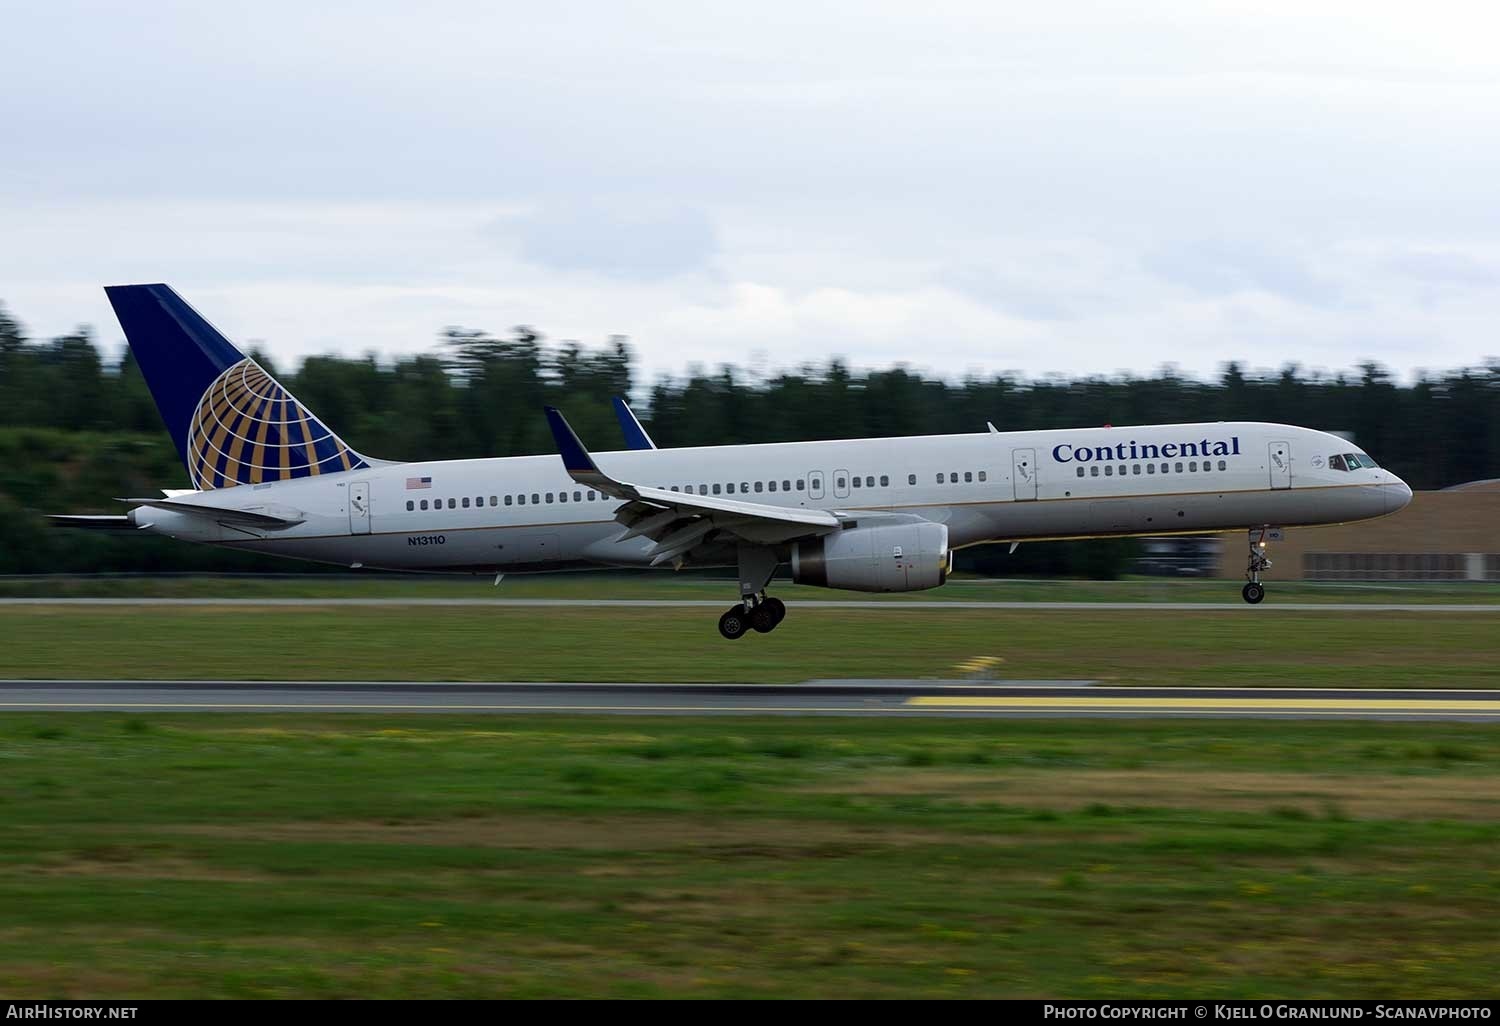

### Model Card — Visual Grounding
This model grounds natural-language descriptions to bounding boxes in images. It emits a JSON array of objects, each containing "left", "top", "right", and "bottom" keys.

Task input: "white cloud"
[{"left": 2, "top": 2, "right": 1499, "bottom": 388}]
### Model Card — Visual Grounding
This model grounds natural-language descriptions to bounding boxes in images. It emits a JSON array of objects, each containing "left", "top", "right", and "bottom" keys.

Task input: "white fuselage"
[{"left": 132, "top": 420, "right": 1411, "bottom": 576}]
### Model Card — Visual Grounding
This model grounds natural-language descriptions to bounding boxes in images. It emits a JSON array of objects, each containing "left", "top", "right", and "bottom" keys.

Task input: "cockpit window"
[
  {"left": 1356, "top": 452, "right": 1377, "bottom": 468},
  {"left": 1345, "top": 453, "right": 1364, "bottom": 470},
  {"left": 1328, "top": 454, "right": 1347, "bottom": 472}
]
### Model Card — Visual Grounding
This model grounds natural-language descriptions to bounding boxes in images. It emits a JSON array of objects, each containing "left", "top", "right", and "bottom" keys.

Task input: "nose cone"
[{"left": 1388, "top": 477, "right": 1413, "bottom": 514}]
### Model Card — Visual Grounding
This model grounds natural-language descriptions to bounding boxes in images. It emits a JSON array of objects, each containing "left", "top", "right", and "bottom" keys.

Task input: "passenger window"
[
  {"left": 517, "top": 495, "right": 526, "bottom": 505},
  {"left": 1105, "top": 466, "right": 1113, "bottom": 476},
  {"left": 505, "top": 495, "right": 513, "bottom": 506},
  {"left": 406, "top": 500, "right": 414, "bottom": 511},
  {"left": 950, "top": 472, "right": 958, "bottom": 483},
  {"left": 420, "top": 499, "right": 429, "bottom": 510},
  {"left": 964, "top": 472, "right": 973, "bottom": 483},
  {"left": 909, "top": 474, "right": 917, "bottom": 485},
  {"left": 785, "top": 480, "right": 793, "bottom": 491},
  {"left": 671, "top": 485, "right": 680, "bottom": 492},
  {"left": 756, "top": 482, "right": 765, "bottom": 493},
  {"left": 1189, "top": 461, "right": 1197, "bottom": 472},
  {"left": 769, "top": 481, "right": 778, "bottom": 492},
  {"left": 448, "top": 498, "right": 456, "bottom": 509},
  {"left": 797, "top": 479, "right": 805, "bottom": 490},
  {"left": 1132, "top": 465, "right": 1140, "bottom": 475},
  {"left": 742, "top": 482, "right": 750, "bottom": 493},
  {"left": 978, "top": 471, "right": 987, "bottom": 482},
  {"left": 1076, "top": 467, "right": 1085, "bottom": 478},
  {"left": 880, "top": 475, "right": 889, "bottom": 487},
  {"left": 1174, "top": 463, "right": 1183, "bottom": 473},
  {"left": 546, "top": 493, "right": 554, "bottom": 503},
  {"left": 1217, "top": 460, "right": 1226, "bottom": 471},
  {"left": 1161, "top": 463, "right": 1169, "bottom": 474},
  {"left": 1090, "top": 466, "right": 1099, "bottom": 477},
  {"left": 532, "top": 493, "right": 540, "bottom": 504},
  {"left": 712, "top": 483, "right": 722, "bottom": 495},
  {"left": 850, "top": 477, "right": 860, "bottom": 489},
  {"left": 559, "top": 491, "right": 567, "bottom": 502},
  {"left": 1146, "top": 464, "right": 1155, "bottom": 474},
  {"left": 1119, "top": 466, "right": 1126, "bottom": 476},
  {"left": 490, "top": 496, "right": 497, "bottom": 506},
  {"left": 699, "top": 484, "right": 708, "bottom": 495},
  {"left": 935, "top": 473, "right": 943, "bottom": 484},
  {"left": 462, "top": 497, "right": 470, "bottom": 508},
  {"left": 588, "top": 491, "right": 596, "bottom": 500},
  {"left": 726, "top": 483, "right": 735, "bottom": 494}
]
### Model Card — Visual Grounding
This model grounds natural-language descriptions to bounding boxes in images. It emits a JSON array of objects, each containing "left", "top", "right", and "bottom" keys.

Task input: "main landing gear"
[
  {"left": 719, "top": 593, "right": 788, "bottom": 640},
  {"left": 718, "top": 543, "right": 787, "bottom": 639},
  {"left": 1242, "top": 527, "right": 1275, "bottom": 605}
]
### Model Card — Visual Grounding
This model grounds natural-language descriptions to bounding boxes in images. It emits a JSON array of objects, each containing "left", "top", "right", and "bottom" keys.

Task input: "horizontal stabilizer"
[
  {"left": 117, "top": 497, "right": 304, "bottom": 528},
  {"left": 47, "top": 515, "right": 138, "bottom": 531}
]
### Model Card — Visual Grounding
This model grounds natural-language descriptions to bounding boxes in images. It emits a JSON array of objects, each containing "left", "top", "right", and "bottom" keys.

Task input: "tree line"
[{"left": 1, "top": 300, "right": 1496, "bottom": 576}]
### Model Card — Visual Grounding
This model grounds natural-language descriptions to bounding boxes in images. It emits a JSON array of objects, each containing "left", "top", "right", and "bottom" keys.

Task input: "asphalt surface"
[
  {"left": 5, "top": 680, "right": 1500, "bottom": 719},
  {"left": 3, "top": 598, "right": 1498, "bottom": 611}
]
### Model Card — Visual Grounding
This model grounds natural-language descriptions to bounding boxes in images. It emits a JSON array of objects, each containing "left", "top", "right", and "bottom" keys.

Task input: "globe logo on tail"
[{"left": 185, "top": 359, "right": 367, "bottom": 489}]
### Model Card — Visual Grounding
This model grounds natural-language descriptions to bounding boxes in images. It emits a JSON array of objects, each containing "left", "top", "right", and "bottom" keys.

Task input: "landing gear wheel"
[
  {"left": 749, "top": 603, "right": 777, "bottom": 633},
  {"left": 764, "top": 596, "right": 787, "bottom": 626},
  {"left": 1242, "top": 582, "right": 1265, "bottom": 605},
  {"left": 718, "top": 606, "right": 750, "bottom": 640}
]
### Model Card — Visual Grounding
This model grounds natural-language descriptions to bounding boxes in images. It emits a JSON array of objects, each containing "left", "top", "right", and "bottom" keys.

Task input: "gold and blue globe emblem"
[{"left": 185, "top": 359, "right": 364, "bottom": 489}]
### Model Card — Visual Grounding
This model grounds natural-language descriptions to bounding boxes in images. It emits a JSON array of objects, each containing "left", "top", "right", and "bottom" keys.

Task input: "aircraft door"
[
  {"left": 1268, "top": 441, "right": 1291, "bottom": 490},
  {"left": 807, "top": 471, "right": 825, "bottom": 500},
  {"left": 833, "top": 469, "right": 851, "bottom": 499},
  {"left": 349, "top": 482, "right": 372, "bottom": 534},
  {"left": 1012, "top": 449, "right": 1037, "bottom": 501}
]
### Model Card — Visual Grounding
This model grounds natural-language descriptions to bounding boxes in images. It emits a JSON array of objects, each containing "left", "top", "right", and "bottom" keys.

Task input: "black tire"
[
  {"left": 764, "top": 596, "right": 787, "bottom": 626},
  {"left": 719, "top": 606, "right": 750, "bottom": 640},
  {"left": 750, "top": 603, "right": 777, "bottom": 633},
  {"left": 1242, "top": 582, "right": 1265, "bottom": 605}
]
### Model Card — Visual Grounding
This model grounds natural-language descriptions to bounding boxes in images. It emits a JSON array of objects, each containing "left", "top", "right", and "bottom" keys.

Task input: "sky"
[{"left": 3, "top": 0, "right": 1498, "bottom": 386}]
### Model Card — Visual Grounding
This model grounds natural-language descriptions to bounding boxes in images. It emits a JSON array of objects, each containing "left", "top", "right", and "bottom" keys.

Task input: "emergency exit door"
[
  {"left": 1268, "top": 442, "right": 1291, "bottom": 490},
  {"left": 349, "top": 482, "right": 371, "bottom": 534},
  {"left": 1012, "top": 449, "right": 1037, "bottom": 501}
]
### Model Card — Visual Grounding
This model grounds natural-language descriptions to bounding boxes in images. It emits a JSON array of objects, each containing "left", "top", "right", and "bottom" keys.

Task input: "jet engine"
[{"left": 791, "top": 521, "right": 949, "bottom": 592}]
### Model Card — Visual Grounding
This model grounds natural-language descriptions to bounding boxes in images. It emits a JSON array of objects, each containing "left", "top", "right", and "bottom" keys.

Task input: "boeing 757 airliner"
[{"left": 54, "top": 285, "right": 1413, "bottom": 639}]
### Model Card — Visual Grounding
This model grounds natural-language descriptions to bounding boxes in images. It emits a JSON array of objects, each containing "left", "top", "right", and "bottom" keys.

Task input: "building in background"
[{"left": 1211, "top": 480, "right": 1500, "bottom": 582}]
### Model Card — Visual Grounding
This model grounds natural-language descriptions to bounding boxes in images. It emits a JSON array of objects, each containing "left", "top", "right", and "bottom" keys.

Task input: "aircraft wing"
[{"left": 545, "top": 406, "right": 839, "bottom": 563}]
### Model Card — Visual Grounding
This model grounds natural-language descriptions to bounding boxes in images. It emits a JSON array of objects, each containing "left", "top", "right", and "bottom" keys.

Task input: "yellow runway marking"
[{"left": 905, "top": 696, "right": 1500, "bottom": 712}]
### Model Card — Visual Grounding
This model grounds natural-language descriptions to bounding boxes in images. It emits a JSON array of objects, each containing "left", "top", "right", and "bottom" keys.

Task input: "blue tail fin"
[
  {"left": 105, "top": 284, "right": 371, "bottom": 490},
  {"left": 611, "top": 396, "right": 658, "bottom": 450}
]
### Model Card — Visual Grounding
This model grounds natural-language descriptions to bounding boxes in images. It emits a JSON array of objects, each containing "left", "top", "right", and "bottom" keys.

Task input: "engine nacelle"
[{"left": 791, "top": 522, "right": 950, "bottom": 593}]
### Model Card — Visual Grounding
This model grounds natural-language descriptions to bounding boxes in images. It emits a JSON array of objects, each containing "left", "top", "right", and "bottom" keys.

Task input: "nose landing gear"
[{"left": 1242, "top": 527, "right": 1277, "bottom": 604}]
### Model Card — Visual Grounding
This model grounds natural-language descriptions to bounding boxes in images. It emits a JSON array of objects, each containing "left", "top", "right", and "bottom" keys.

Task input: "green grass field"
[
  {"left": 2, "top": 715, "right": 1498, "bottom": 998},
  {"left": 2, "top": 604, "right": 1497, "bottom": 686},
  {"left": 4, "top": 573, "right": 1500, "bottom": 603}
]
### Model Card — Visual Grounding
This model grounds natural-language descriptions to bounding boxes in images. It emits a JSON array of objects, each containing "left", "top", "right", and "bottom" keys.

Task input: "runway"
[
  {"left": 5, "top": 680, "right": 1500, "bottom": 719},
  {"left": 3, "top": 598, "right": 1498, "bottom": 612}
]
